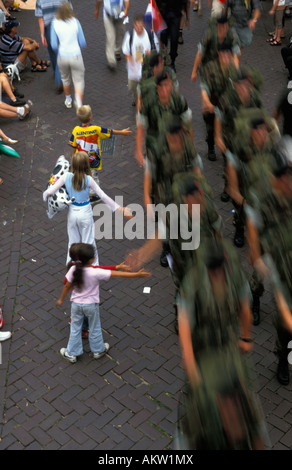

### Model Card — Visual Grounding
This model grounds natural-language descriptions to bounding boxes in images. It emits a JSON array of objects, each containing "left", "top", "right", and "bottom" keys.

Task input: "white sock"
[
  {"left": 65, "top": 95, "right": 72, "bottom": 102},
  {"left": 75, "top": 96, "right": 82, "bottom": 108},
  {"left": 17, "top": 107, "right": 24, "bottom": 116}
]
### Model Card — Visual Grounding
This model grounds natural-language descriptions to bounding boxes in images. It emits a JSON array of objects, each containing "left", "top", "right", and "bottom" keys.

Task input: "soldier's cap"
[
  {"left": 166, "top": 115, "right": 182, "bottom": 134},
  {"left": 180, "top": 175, "right": 200, "bottom": 196},
  {"left": 250, "top": 117, "right": 266, "bottom": 129},
  {"left": 234, "top": 69, "right": 249, "bottom": 82},
  {"left": 206, "top": 244, "right": 225, "bottom": 270},
  {"left": 216, "top": 14, "right": 228, "bottom": 24},
  {"left": 155, "top": 71, "right": 169, "bottom": 86},
  {"left": 149, "top": 51, "right": 162, "bottom": 68},
  {"left": 217, "top": 39, "right": 232, "bottom": 52}
]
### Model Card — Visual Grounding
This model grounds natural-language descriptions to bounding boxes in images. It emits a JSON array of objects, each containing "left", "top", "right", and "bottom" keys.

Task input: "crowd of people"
[{"left": 0, "top": 0, "right": 291, "bottom": 450}]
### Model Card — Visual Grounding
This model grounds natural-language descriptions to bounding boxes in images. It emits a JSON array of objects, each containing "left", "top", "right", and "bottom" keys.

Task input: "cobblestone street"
[{"left": 0, "top": 0, "right": 291, "bottom": 450}]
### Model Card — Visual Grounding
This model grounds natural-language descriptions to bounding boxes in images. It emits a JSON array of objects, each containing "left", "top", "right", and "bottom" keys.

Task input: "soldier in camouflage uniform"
[
  {"left": 226, "top": 108, "right": 280, "bottom": 325},
  {"left": 136, "top": 70, "right": 192, "bottom": 167},
  {"left": 176, "top": 238, "right": 265, "bottom": 449},
  {"left": 136, "top": 71, "right": 193, "bottom": 267},
  {"left": 215, "top": 67, "right": 263, "bottom": 243},
  {"left": 191, "top": 14, "right": 240, "bottom": 163},
  {"left": 168, "top": 173, "right": 223, "bottom": 328},
  {"left": 191, "top": 14, "right": 240, "bottom": 83},
  {"left": 199, "top": 39, "right": 239, "bottom": 165},
  {"left": 245, "top": 158, "right": 292, "bottom": 385},
  {"left": 143, "top": 116, "right": 221, "bottom": 330},
  {"left": 137, "top": 49, "right": 178, "bottom": 113},
  {"left": 129, "top": 118, "right": 222, "bottom": 332}
]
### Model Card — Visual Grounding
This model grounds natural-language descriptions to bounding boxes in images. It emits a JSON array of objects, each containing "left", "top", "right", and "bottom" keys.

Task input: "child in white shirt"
[{"left": 122, "top": 13, "right": 159, "bottom": 106}]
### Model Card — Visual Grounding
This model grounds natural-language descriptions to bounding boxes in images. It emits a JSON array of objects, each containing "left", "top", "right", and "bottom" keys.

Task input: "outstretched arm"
[
  {"left": 112, "top": 128, "right": 132, "bottom": 136},
  {"left": 43, "top": 174, "right": 66, "bottom": 200},
  {"left": 110, "top": 268, "right": 150, "bottom": 278}
]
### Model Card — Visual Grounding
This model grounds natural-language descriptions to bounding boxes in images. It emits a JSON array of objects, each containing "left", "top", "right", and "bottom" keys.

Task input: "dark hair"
[
  {"left": 155, "top": 71, "right": 169, "bottom": 86},
  {"left": 216, "top": 14, "right": 228, "bottom": 24},
  {"left": 217, "top": 39, "right": 232, "bottom": 52},
  {"left": 71, "top": 243, "right": 95, "bottom": 290},
  {"left": 66, "top": 243, "right": 83, "bottom": 272},
  {"left": 134, "top": 13, "right": 144, "bottom": 23},
  {"left": 250, "top": 117, "right": 266, "bottom": 129},
  {"left": 206, "top": 243, "right": 225, "bottom": 270},
  {"left": 149, "top": 51, "right": 162, "bottom": 68}
]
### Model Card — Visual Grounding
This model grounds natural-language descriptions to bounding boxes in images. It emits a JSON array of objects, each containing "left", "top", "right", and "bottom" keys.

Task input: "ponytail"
[
  {"left": 70, "top": 243, "right": 95, "bottom": 290},
  {"left": 72, "top": 260, "right": 84, "bottom": 290}
]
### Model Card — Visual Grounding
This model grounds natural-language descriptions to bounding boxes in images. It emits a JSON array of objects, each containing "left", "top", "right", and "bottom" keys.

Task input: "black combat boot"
[
  {"left": 220, "top": 190, "right": 230, "bottom": 202},
  {"left": 207, "top": 145, "right": 216, "bottom": 161},
  {"left": 160, "top": 249, "right": 168, "bottom": 268},
  {"left": 234, "top": 226, "right": 244, "bottom": 248},
  {"left": 277, "top": 355, "right": 289, "bottom": 385},
  {"left": 252, "top": 294, "right": 260, "bottom": 326}
]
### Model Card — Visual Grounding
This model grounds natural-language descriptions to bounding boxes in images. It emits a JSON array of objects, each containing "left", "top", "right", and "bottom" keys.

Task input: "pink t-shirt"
[{"left": 66, "top": 265, "right": 111, "bottom": 304}]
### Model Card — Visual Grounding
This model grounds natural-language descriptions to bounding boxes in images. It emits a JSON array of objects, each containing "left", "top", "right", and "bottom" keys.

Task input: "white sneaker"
[
  {"left": 0, "top": 331, "right": 11, "bottom": 342},
  {"left": 60, "top": 347, "right": 77, "bottom": 363},
  {"left": 65, "top": 98, "right": 72, "bottom": 109},
  {"left": 93, "top": 343, "right": 110, "bottom": 359}
]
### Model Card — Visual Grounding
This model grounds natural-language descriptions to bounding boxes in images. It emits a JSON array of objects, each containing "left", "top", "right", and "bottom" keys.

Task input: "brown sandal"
[{"left": 31, "top": 62, "right": 47, "bottom": 72}]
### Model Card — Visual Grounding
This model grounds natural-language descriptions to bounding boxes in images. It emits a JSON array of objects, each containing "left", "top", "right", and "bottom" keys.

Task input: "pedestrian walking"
[
  {"left": 35, "top": 0, "right": 67, "bottom": 92},
  {"left": 122, "top": 13, "right": 159, "bottom": 106},
  {"left": 57, "top": 242, "right": 150, "bottom": 363},
  {"left": 50, "top": 2, "right": 86, "bottom": 109},
  {"left": 94, "top": 0, "right": 130, "bottom": 71},
  {"left": 156, "top": 0, "right": 186, "bottom": 71},
  {"left": 43, "top": 151, "right": 132, "bottom": 266},
  {"left": 226, "top": 0, "right": 261, "bottom": 57}
]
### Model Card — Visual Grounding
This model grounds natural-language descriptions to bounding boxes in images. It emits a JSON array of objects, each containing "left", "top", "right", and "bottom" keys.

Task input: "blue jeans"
[
  {"left": 44, "top": 24, "right": 62, "bottom": 87},
  {"left": 67, "top": 303, "right": 105, "bottom": 356}
]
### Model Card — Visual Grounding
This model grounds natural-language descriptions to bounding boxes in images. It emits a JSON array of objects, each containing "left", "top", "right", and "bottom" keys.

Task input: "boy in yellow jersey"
[{"left": 69, "top": 104, "right": 132, "bottom": 201}]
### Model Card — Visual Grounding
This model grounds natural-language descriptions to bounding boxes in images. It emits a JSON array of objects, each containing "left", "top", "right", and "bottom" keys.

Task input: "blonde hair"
[
  {"left": 77, "top": 105, "right": 92, "bottom": 124},
  {"left": 71, "top": 151, "right": 91, "bottom": 191},
  {"left": 55, "top": 2, "right": 74, "bottom": 21}
]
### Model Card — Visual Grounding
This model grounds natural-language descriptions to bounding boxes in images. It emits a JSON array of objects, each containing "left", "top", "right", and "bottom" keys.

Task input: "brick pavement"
[{"left": 0, "top": 0, "right": 291, "bottom": 451}]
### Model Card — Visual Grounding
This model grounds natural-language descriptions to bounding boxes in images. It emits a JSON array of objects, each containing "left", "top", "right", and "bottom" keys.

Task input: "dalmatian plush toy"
[{"left": 46, "top": 155, "right": 75, "bottom": 219}]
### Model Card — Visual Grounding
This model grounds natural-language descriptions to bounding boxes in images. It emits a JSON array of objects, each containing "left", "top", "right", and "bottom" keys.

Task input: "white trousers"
[
  {"left": 103, "top": 14, "right": 125, "bottom": 66},
  {"left": 66, "top": 204, "right": 99, "bottom": 265},
  {"left": 57, "top": 54, "right": 85, "bottom": 91}
]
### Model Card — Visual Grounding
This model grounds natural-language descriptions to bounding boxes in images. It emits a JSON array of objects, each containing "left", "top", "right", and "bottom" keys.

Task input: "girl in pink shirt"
[{"left": 57, "top": 243, "right": 150, "bottom": 363}]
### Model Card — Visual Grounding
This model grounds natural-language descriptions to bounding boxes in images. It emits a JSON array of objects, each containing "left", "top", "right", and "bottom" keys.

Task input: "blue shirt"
[
  {"left": 65, "top": 173, "right": 90, "bottom": 204},
  {"left": 0, "top": 33, "right": 24, "bottom": 67},
  {"left": 35, "top": 0, "right": 72, "bottom": 26}
]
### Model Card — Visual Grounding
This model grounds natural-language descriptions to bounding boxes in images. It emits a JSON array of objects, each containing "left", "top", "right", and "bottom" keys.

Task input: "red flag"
[{"left": 144, "top": 0, "right": 167, "bottom": 32}]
